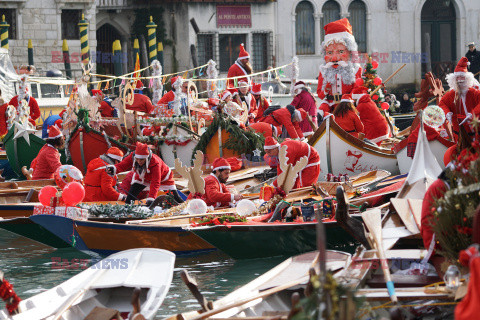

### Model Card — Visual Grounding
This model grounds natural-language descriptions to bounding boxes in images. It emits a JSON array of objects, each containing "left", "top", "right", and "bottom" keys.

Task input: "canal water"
[{"left": 0, "top": 230, "right": 285, "bottom": 318}]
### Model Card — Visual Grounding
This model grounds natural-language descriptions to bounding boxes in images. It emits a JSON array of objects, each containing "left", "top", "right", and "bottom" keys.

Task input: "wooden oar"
[
  {"left": 126, "top": 210, "right": 236, "bottom": 225},
  {"left": 361, "top": 208, "right": 398, "bottom": 303},
  {"left": 189, "top": 254, "right": 320, "bottom": 320}
]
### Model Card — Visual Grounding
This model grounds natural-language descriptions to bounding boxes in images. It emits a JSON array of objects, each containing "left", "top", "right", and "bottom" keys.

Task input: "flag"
[{"left": 134, "top": 53, "right": 141, "bottom": 79}]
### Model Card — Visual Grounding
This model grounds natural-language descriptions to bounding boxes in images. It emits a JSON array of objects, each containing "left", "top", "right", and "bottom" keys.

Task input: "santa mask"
[{"left": 324, "top": 42, "right": 350, "bottom": 68}]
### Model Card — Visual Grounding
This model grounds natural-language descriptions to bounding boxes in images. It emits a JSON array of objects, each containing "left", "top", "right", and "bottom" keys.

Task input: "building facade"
[{"left": 1, "top": 0, "right": 480, "bottom": 87}]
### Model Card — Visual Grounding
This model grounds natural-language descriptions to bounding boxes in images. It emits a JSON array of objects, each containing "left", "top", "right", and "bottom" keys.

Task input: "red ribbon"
[{"left": 164, "top": 139, "right": 191, "bottom": 146}]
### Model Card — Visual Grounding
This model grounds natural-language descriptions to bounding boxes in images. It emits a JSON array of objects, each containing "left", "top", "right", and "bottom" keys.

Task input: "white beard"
[
  {"left": 319, "top": 61, "right": 357, "bottom": 92},
  {"left": 445, "top": 72, "right": 475, "bottom": 95}
]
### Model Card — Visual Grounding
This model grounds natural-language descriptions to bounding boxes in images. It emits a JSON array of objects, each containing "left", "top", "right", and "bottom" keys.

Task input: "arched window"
[
  {"left": 348, "top": 0, "right": 367, "bottom": 52},
  {"left": 321, "top": 1, "right": 341, "bottom": 40},
  {"left": 295, "top": 1, "right": 315, "bottom": 55}
]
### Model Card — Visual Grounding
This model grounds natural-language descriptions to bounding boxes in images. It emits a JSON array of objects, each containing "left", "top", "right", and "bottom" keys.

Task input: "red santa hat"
[
  {"left": 221, "top": 90, "right": 232, "bottom": 101},
  {"left": 293, "top": 81, "right": 306, "bottom": 92},
  {"left": 351, "top": 86, "right": 368, "bottom": 100},
  {"left": 91, "top": 89, "right": 103, "bottom": 97},
  {"left": 135, "top": 80, "right": 145, "bottom": 90},
  {"left": 454, "top": 57, "right": 470, "bottom": 76},
  {"left": 323, "top": 18, "right": 357, "bottom": 52},
  {"left": 238, "top": 43, "right": 250, "bottom": 60},
  {"left": 228, "top": 87, "right": 238, "bottom": 97},
  {"left": 251, "top": 83, "right": 262, "bottom": 95},
  {"left": 212, "top": 157, "right": 231, "bottom": 171},
  {"left": 47, "top": 125, "right": 63, "bottom": 139},
  {"left": 106, "top": 147, "right": 124, "bottom": 161},
  {"left": 54, "top": 119, "right": 63, "bottom": 130},
  {"left": 171, "top": 76, "right": 183, "bottom": 87},
  {"left": 340, "top": 94, "right": 354, "bottom": 103},
  {"left": 264, "top": 136, "right": 280, "bottom": 150},
  {"left": 134, "top": 142, "right": 151, "bottom": 159}
]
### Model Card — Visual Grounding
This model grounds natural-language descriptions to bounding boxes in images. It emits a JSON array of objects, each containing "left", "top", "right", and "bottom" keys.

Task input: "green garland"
[
  {"left": 197, "top": 214, "right": 246, "bottom": 225},
  {"left": 84, "top": 203, "right": 154, "bottom": 219},
  {"left": 192, "top": 113, "right": 265, "bottom": 161}
]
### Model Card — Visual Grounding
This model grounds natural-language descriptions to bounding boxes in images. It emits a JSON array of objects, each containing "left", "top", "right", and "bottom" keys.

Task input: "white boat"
[
  {"left": 0, "top": 248, "right": 175, "bottom": 320},
  {"left": 308, "top": 116, "right": 399, "bottom": 179},
  {"left": 394, "top": 134, "right": 453, "bottom": 175}
]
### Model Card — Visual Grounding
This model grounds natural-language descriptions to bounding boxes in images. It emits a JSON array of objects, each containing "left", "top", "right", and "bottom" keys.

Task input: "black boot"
[{"left": 125, "top": 183, "right": 146, "bottom": 204}]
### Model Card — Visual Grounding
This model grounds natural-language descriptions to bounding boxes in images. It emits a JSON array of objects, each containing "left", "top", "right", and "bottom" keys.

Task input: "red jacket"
[
  {"left": 274, "top": 140, "right": 320, "bottom": 189},
  {"left": 158, "top": 90, "right": 175, "bottom": 106},
  {"left": 126, "top": 94, "right": 154, "bottom": 114},
  {"left": 84, "top": 157, "right": 123, "bottom": 202},
  {"left": 291, "top": 90, "right": 317, "bottom": 133},
  {"left": 202, "top": 174, "right": 233, "bottom": 208},
  {"left": 115, "top": 152, "right": 174, "bottom": 199},
  {"left": 9, "top": 95, "right": 40, "bottom": 124},
  {"left": 0, "top": 103, "right": 8, "bottom": 136},
  {"left": 439, "top": 88, "right": 480, "bottom": 136},
  {"left": 249, "top": 122, "right": 276, "bottom": 139},
  {"left": 31, "top": 144, "right": 62, "bottom": 180},
  {"left": 421, "top": 178, "right": 448, "bottom": 255},
  {"left": 99, "top": 101, "right": 114, "bottom": 118},
  {"left": 227, "top": 62, "right": 250, "bottom": 88},
  {"left": 334, "top": 110, "right": 364, "bottom": 138},
  {"left": 262, "top": 108, "right": 304, "bottom": 139},
  {"left": 356, "top": 95, "right": 390, "bottom": 142},
  {"left": 253, "top": 96, "right": 270, "bottom": 123}
]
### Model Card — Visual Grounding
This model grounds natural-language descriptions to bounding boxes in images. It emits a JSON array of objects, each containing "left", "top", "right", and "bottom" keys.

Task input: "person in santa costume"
[
  {"left": 0, "top": 93, "right": 8, "bottom": 137},
  {"left": 248, "top": 122, "right": 281, "bottom": 139},
  {"left": 316, "top": 18, "right": 362, "bottom": 117},
  {"left": 332, "top": 94, "right": 364, "bottom": 139},
  {"left": 235, "top": 80, "right": 257, "bottom": 121},
  {"left": 352, "top": 86, "right": 390, "bottom": 144},
  {"left": 227, "top": 44, "right": 253, "bottom": 88},
  {"left": 126, "top": 81, "right": 155, "bottom": 114},
  {"left": 41, "top": 115, "right": 63, "bottom": 139},
  {"left": 290, "top": 81, "right": 318, "bottom": 136},
  {"left": 220, "top": 88, "right": 237, "bottom": 104},
  {"left": 251, "top": 83, "right": 271, "bottom": 123},
  {"left": 261, "top": 105, "right": 307, "bottom": 140},
  {"left": 158, "top": 76, "right": 188, "bottom": 115},
  {"left": 264, "top": 137, "right": 320, "bottom": 189},
  {"left": 31, "top": 125, "right": 64, "bottom": 180},
  {"left": 84, "top": 147, "right": 126, "bottom": 202},
  {"left": 9, "top": 76, "right": 40, "bottom": 127},
  {"left": 439, "top": 57, "right": 480, "bottom": 142},
  {"left": 92, "top": 89, "right": 116, "bottom": 118},
  {"left": 202, "top": 157, "right": 243, "bottom": 208},
  {"left": 113, "top": 142, "right": 176, "bottom": 206}
]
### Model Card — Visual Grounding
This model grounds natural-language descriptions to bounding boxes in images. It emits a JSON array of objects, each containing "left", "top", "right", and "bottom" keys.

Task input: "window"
[
  {"left": 2, "top": 9, "right": 17, "bottom": 40},
  {"left": 61, "top": 10, "right": 81, "bottom": 40},
  {"left": 321, "top": 1, "right": 341, "bottom": 40},
  {"left": 219, "top": 34, "right": 247, "bottom": 72},
  {"left": 295, "top": 1, "right": 315, "bottom": 55},
  {"left": 197, "top": 34, "right": 215, "bottom": 66},
  {"left": 252, "top": 33, "right": 271, "bottom": 71},
  {"left": 348, "top": 0, "right": 367, "bottom": 52}
]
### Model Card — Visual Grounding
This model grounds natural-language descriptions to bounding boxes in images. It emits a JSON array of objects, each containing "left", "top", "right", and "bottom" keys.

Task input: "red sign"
[{"left": 217, "top": 5, "right": 251, "bottom": 27}]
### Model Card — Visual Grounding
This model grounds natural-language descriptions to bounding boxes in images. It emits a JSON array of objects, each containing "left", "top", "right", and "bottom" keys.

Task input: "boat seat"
[{"left": 366, "top": 274, "right": 441, "bottom": 288}]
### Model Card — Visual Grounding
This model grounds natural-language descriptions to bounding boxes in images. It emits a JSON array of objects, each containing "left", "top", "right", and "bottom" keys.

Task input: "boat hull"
[
  {"left": 69, "top": 128, "right": 113, "bottom": 174},
  {"left": 0, "top": 217, "right": 70, "bottom": 248},
  {"left": 0, "top": 203, "right": 35, "bottom": 218},
  {"left": 309, "top": 117, "right": 399, "bottom": 179},
  {"left": 191, "top": 221, "right": 357, "bottom": 259}
]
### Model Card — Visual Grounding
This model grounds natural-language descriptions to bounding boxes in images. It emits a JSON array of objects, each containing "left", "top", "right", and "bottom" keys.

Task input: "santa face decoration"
[{"left": 324, "top": 42, "right": 350, "bottom": 66}]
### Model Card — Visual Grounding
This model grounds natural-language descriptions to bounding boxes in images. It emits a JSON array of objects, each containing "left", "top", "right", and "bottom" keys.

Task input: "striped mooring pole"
[
  {"left": 63, "top": 39, "right": 72, "bottom": 79},
  {"left": 146, "top": 16, "right": 157, "bottom": 63},
  {"left": 0, "top": 15, "right": 10, "bottom": 50},
  {"left": 28, "top": 39, "right": 34, "bottom": 66},
  {"left": 78, "top": 13, "right": 90, "bottom": 64},
  {"left": 158, "top": 42, "right": 164, "bottom": 67}
]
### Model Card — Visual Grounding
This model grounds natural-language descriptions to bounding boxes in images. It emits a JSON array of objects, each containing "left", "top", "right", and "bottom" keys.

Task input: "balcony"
[{"left": 96, "top": 0, "right": 128, "bottom": 9}]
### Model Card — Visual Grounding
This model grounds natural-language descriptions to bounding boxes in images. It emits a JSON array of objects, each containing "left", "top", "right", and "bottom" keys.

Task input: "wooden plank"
[{"left": 356, "top": 288, "right": 451, "bottom": 301}]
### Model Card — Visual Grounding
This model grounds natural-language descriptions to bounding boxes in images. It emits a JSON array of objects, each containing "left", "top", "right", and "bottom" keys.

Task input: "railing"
[{"left": 96, "top": 0, "right": 128, "bottom": 8}]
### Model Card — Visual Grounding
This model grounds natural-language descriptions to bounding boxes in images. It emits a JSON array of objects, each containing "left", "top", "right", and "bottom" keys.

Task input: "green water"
[{"left": 0, "top": 230, "right": 284, "bottom": 319}]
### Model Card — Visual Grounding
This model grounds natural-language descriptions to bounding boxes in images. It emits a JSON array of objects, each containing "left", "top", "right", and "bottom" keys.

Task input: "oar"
[
  {"left": 361, "top": 208, "right": 398, "bottom": 303},
  {"left": 126, "top": 210, "right": 236, "bottom": 225},
  {"left": 189, "top": 254, "right": 320, "bottom": 320}
]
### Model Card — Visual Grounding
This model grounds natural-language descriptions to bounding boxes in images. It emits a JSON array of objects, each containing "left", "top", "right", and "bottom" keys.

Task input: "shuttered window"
[
  {"left": 197, "top": 34, "right": 215, "bottom": 66},
  {"left": 349, "top": 0, "right": 367, "bottom": 52},
  {"left": 252, "top": 32, "right": 271, "bottom": 71},
  {"left": 295, "top": 1, "right": 315, "bottom": 55},
  {"left": 321, "top": 1, "right": 341, "bottom": 41}
]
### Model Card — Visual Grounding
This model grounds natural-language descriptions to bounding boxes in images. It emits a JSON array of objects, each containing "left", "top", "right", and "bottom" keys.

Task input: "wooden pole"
[
  {"left": 146, "top": 16, "right": 157, "bottom": 63},
  {"left": 62, "top": 39, "right": 72, "bottom": 79},
  {"left": 27, "top": 39, "right": 34, "bottom": 66},
  {"left": 0, "top": 15, "right": 9, "bottom": 50},
  {"left": 78, "top": 13, "right": 90, "bottom": 65},
  {"left": 158, "top": 41, "right": 164, "bottom": 67},
  {"left": 139, "top": 35, "right": 151, "bottom": 77},
  {"left": 369, "top": 63, "right": 407, "bottom": 97}
]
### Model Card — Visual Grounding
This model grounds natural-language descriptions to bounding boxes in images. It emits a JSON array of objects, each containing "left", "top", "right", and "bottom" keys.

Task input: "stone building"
[{"left": 2, "top": 0, "right": 480, "bottom": 87}]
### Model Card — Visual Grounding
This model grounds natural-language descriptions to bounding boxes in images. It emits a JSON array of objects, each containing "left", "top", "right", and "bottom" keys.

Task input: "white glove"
[
  {"left": 446, "top": 112, "right": 453, "bottom": 122},
  {"left": 118, "top": 194, "right": 127, "bottom": 201}
]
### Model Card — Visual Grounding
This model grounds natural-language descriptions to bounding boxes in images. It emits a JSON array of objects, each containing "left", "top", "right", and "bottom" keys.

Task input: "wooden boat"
[
  {"left": 29, "top": 215, "right": 216, "bottom": 256},
  {"left": 189, "top": 220, "right": 358, "bottom": 259},
  {"left": 394, "top": 134, "right": 454, "bottom": 174},
  {"left": 68, "top": 127, "right": 129, "bottom": 174},
  {"left": 0, "top": 248, "right": 175, "bottom": 320},
  {"left": 308, "top": 117, "right": 399, "bottom": 179}
]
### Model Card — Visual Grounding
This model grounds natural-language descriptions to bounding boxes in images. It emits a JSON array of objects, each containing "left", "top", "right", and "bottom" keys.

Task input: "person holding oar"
[{"left": 202, "top": 158, "right": 243, "bottom": 208}]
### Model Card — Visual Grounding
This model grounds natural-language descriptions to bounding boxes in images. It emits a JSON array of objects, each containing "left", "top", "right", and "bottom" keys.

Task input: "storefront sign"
[{"left": 217, "top": 5, "right": 251, "bottom": 27}]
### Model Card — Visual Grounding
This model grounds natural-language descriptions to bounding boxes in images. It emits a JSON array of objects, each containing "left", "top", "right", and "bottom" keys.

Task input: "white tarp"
[{"left": 0, "top": 48, "right": 19, "bottom": 101}]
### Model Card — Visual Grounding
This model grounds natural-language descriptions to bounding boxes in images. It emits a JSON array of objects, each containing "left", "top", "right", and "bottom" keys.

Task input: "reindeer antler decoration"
[
  {"left": 113, "top": 81, "right": 135, "bottom": 139},
  {"left": 174, "top": 150, "right": 205, "bottom": 194},
  {"left": 276, "top": 145, "right": 308, "bottom": 194}
]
